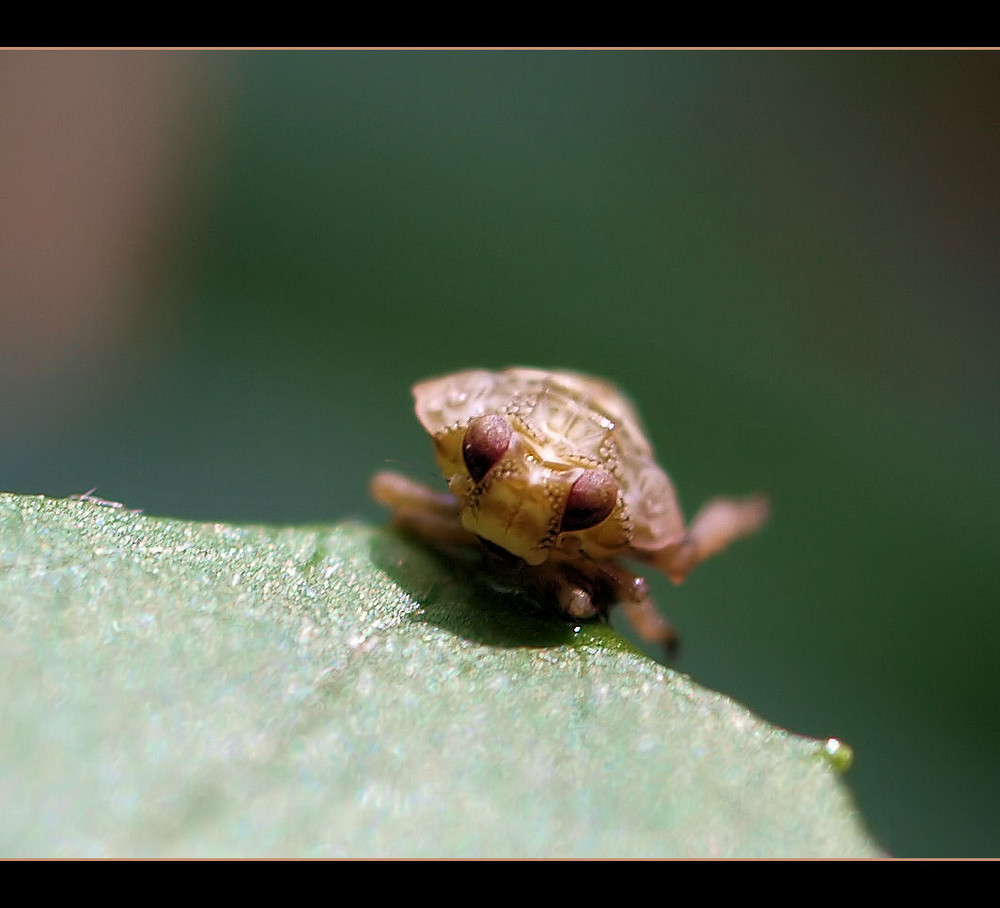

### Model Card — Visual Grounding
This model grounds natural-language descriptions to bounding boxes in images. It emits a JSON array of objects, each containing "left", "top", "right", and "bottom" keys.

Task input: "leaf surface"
[{"left": 0, "top": 493, "right": 879, "bottom": 857}]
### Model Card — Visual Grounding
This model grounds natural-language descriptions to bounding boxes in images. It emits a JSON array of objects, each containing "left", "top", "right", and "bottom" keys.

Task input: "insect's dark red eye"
[
  {"left": 561, "top": 468, "right": 618, "bottom": 532},
  {"left": 462, "top": 414, "right": 512, "bottom": 483}
]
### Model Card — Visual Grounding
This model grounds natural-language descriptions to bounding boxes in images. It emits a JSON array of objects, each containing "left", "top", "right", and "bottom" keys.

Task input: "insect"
[{"left": 371, "top": 368, "right": 768, "bottom": 648}]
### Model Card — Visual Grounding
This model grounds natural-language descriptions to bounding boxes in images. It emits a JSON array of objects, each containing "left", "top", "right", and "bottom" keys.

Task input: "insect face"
[{"left": 451, "top": 416, "right": 622, "bottom": 566}]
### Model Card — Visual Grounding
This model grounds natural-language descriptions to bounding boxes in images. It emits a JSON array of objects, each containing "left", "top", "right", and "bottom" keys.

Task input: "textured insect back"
[
  {"left": 413, "top": 370, "right": 502, "bottom": 435},
  {"left": 522, "top": 382, "right": 616, "bottom": 466},
  {"left": 620, "top": 457, "right": 686, "bottom": 552}
]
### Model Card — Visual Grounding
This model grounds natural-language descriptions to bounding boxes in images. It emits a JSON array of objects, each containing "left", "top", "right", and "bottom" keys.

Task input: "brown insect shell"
[{"left": 412, "top": 369, "right": 687, "bottom": 562}]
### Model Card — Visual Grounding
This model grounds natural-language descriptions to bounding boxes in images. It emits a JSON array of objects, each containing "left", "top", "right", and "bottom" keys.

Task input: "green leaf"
[{"left": 0, "top": 492, "right": 880, "bottom": 857}]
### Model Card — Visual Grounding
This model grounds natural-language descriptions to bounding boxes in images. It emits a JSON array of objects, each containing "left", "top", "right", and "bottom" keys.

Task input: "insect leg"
[
  {"left": 595, "top": 561, "right": 678, "bottom": 649},
  {"left": 371, "top": 471, "right": 459, "bottom": 515},
  {"left": 652, "top": 495, "right": 769, "bottom": 583},
  {"left": 370, "top": 471, "right": 475, "bottom": 547}
]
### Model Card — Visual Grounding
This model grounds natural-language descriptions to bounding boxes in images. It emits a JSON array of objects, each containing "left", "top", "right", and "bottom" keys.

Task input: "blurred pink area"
[{"left": 0, "top": 50, "right": 224, "bottom": 407}]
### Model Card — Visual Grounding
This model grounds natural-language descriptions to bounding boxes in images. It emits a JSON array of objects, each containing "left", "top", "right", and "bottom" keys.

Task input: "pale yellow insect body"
[
  {"left": 413, "top": 368, "right": 685, "bottom": 564},
  {"left": 373, "top": 368, "right": 768, "bottom": 646}
]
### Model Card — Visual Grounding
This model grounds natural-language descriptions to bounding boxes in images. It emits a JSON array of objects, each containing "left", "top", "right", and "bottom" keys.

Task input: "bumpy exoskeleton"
[{"left": 371, "top": 368, "right": 768, "bottom": 647}]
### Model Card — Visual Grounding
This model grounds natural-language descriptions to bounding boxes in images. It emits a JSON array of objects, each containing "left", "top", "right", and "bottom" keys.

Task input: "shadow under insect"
[{"left": 368, "top": 527, "right": 621, "bottom": 651}]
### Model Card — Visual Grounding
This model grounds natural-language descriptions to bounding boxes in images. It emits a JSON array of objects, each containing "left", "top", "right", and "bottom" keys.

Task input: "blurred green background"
[{"left": 1, "top": 50, "right": 997, "bottom": 857}]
